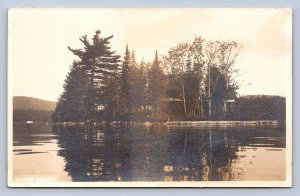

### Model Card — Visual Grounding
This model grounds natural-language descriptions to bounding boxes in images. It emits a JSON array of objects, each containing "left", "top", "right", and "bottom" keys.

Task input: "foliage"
[
  {"left": 54, "top": 30, "right": 121, "bottom": 122},
  {"left": 52, "top": 29, "right": 285, "bottom": 122}
]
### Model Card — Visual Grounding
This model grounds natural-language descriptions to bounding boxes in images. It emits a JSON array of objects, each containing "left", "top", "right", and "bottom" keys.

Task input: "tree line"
[
  {"left": 52, "top": 30, "right": 240, "bottom": 123},
  {"left": 228, "top": 95, "right": 286, "bottom": 121}
]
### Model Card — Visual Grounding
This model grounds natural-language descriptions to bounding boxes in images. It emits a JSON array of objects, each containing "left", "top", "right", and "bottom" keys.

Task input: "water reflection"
[
  {"left": 50, "top": 124, "right": 285, "bottom": 181},
  {"left": 13, "top": 123, "right": 285, "bottom": 182}
]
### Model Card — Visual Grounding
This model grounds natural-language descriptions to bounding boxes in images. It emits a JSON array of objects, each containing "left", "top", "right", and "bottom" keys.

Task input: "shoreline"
[
  {"left": 18, "top": 120, "right": 285, "bottom": 128},
  {"left": 165, "top": 120, "right": 283, "bottom": 128}
]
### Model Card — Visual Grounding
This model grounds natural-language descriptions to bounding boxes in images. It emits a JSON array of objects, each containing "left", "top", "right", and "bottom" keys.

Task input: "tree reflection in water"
[{"left": 53, "top": 124, "right": 285, "bottom": 181}]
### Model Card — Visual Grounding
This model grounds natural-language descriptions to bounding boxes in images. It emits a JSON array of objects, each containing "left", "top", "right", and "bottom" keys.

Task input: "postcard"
[{"left": 7, "top": 8, "right": 292, "bottom": 187}]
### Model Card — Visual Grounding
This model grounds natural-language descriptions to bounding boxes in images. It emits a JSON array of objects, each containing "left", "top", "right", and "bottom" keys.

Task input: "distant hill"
[
  {"left": 228, "top": 95, "right": 286, "bottom": 120},
  {"left": 13, "top": 96, "right": 56, "bottom": 111},
  {"left": 240, "top": 95, "right": 285, "bottom": 100}
]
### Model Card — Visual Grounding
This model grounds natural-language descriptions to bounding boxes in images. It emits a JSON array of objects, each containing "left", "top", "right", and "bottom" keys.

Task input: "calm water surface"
[{"left": 13, "top": 123, "right": 286, "bottom": 182}]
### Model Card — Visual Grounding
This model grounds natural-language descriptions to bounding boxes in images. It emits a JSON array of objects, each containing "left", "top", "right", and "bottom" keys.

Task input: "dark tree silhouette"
[
  {"left": 67, "top": 30, "right": 121, "bottom": 121},
  {"left": 54, "top": 30, "right": 121, "bottom": 122},
  {"left": 53, "top": 62, "right": 89, "bottom": 122},
  {"left": 148, "top": 51, "right": 167, "bottom": 120},
  {"left": 119, "top": 45, "right": 132, "bottom": 120}
]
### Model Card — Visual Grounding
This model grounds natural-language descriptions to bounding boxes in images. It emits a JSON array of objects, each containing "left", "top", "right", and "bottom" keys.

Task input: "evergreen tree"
[
  {"left": 67, "top": 30, "right": 121, "bottom": 121},
  {"left": 148, "top": 51, "right": 167, "bottom": 120},
  {"left": 129, "top": 51, "right": 149, "bottom": 120},
  {"left": 101, "top": 69, "right": 121, "bottom": 120},
  {"left": 129, "top": 50, "right": 139, "bottom": 112},
  {"left": 119, "top": 45, "right": 132, "bottom": 120},
  {"left": 53, "top": 62, "right": 89, "bottom": 122},
  {"left": 137, "top": 58, "right": 148, "bottom": 119}
]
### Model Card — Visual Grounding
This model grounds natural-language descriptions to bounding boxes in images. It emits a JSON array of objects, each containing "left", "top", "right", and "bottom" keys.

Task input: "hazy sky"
[{"left": 9, "top": 8, "right": 292, "bottom": 101}]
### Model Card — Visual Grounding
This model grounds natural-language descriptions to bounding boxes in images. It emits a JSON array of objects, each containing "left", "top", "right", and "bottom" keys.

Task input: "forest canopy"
[{"left": 52, "top": 29, "right": 244, "bottom": 122}]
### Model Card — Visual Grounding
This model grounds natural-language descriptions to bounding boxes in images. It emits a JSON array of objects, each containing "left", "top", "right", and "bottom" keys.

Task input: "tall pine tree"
[
  {"left": 54, "top": 30, "right": 121, "bottom": 122},
  {"left": 148, "top": 51, "right": 167, "bottom": 120},
  {"left": 67, "top": 30, "right": 121, "bottom": 121},
  {"left": 119, "top": 45, "right": 132, "bottom": 120}
]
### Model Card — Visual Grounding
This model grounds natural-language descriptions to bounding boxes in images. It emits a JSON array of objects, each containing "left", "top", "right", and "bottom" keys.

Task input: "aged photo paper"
[{"left": 7, "top": 8, "right": 292, "bottom": 187}]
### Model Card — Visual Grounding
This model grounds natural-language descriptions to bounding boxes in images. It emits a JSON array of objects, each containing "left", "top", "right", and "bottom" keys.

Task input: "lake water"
[{"left": 13, "top": 123, "right": 286, "bottom": 182}]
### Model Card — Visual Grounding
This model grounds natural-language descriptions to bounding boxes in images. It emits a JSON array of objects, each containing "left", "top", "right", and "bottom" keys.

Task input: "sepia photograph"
[{"left": 7, "top": 8, "right": 292, "bottom": 187}]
